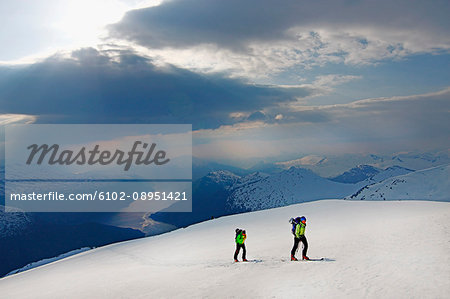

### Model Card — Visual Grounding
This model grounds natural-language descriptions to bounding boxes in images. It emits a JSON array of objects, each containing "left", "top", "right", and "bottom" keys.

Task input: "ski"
[
  {"left": 234, "top": 259, "right": 263, "bottom": 263},
  {"left": 307, "top": 258, "right": 325, "bottom": 261},
  {"left": 282, "top": 257, "right": 327, "bottom": 262}
]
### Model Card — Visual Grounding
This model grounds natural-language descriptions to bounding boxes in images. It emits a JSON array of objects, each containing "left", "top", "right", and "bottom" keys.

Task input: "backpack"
[
  {"left": 235, "top": 228, "right": 243, "bottom": 241},
  {"left": 289, "top": 218, "right": 299, "bottom": 235}
]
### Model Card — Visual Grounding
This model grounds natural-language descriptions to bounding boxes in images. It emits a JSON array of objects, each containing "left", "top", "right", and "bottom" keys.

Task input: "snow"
[
  {"left": 226, "top": 165, "right": 419, "bottom": 212},
  {"left": 331, "top": 164, "right": 381, "bottom": 184},
  {"left": 204, "top": 170, "right": 241, "bottom": 187},
  {"left": 232, "top": 171, "right": 269, "bottom": 189},
  {"left": 364, "top": 165, "right": 414, "bottom": 184},
  {"left": 274, "top": 151, "right": 449, "bottom": 178},
  {"left": 347, "top": 164, "right": 449, "bottom": 201},
  {"left": 228, "top": 167, "right": 360, "bottom": 210},
  {"left": 275, "top": 155, "right": 327, "bottom": 168},
  {"left": 1, "top": 200, "right": 449, "bottom": 298},
  {"left": 5, "top": 247, "right": 92, "bottom": 277}
]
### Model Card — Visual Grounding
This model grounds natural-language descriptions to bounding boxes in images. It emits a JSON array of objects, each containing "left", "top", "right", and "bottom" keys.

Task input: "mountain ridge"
[{"left": 346, "top": 164, "right": 450, "bottom": 201}]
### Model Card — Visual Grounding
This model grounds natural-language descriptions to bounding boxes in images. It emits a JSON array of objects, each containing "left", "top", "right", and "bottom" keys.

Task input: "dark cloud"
[
  {"left": 109, "top": 0, "right": 450, "bottom": 50},
  {"left": 0, "top": 48, "right": 310, "bottom": 129}
]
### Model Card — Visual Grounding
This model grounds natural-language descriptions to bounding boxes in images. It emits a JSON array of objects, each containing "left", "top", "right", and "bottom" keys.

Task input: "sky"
[{"left": 0, "top": 0, "right": 449, "bottom": 165}]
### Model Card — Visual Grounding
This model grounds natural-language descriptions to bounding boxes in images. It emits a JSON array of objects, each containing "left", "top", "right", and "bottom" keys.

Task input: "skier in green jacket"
[
  {"left": 291, "top": 216, "right": 309, "bottom": 261},
  {"left": 234, "top": 229, "right": 247, "bottom": 262}
]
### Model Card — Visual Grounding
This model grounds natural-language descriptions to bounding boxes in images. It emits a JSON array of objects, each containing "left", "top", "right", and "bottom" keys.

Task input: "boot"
[{"left": 291, "top": 255, "right": 298, "bottom": 261}]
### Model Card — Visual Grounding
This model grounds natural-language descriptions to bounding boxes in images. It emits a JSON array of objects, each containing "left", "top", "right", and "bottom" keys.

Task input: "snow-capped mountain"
[
  {"left": 347, "top": 164, "right": 450, "bottom": 201},
  {"left": 202, "top": 170, "right": 241, "bottom": 188},
  {"left": 273, "top": 151, "right": 449, "bottom": 177},
  {"left": 275, "top": 155, "right": 327, "bottom": 168},
  {"left": 331, "top": 164, "right": 381, "bottom": 183},
  {"left": 192, "top": 157, "right": 249, "bottom": 180},
  {"left": 1, "top": 200, "right": 449, "bottom": 298},
  {"left": 362, "top": 165, "right": 414, "bottom": 184},
  {"left": 390, "top": 152, "right": 448, "bottom": 168},
  {"left": 228, "top": 167, "right": 360, "bottom": 211},
  {"left": 336, "top": 165, "right": 415, "bottom": 187},
  {"left": 153, "top": 164, "right": 422, "bottom": 228},
  {"left": 231, "top": 171, "right": 269, "bottom": 189}
]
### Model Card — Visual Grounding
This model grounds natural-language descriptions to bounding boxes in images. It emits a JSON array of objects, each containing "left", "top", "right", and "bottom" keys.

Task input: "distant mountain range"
[
  {"left": 151, "top": 163, "right": 427, "bottom": 227},
  {"left": 331, "top": 165, "right": 414, "bottom": 184},
  {"left": 227, "top": 165, "right": 416, "bottom": 211},
  {"left": 192, "top": 157, "right": 250, "bottom": 180},
  {"left": 346, "top": 164, "right": 449, "bottom": 201},
  {"left": 267, "top": 151, "right": 449, "bottom": 177},
  {"left": 330, "top": 164, "right": 381, "bottom": 183}
]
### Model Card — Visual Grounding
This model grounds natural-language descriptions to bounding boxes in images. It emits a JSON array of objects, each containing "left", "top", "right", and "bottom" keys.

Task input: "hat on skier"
[{"left": 300, "top": 216, "right": 306, "bottom": 223}]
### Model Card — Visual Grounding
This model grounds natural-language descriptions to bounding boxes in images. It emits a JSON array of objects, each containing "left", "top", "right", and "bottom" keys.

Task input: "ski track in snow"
[{"left": 0, "top": 200, "right": 449, "bottom": 298}]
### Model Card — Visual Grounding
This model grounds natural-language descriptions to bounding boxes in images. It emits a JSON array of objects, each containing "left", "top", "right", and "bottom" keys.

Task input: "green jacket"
[
  {"left": 295, "top": 223, "right": 306, "bottom": 238},
  {"left": 236, "top": 232, "right": 246, "bottom": 244}
]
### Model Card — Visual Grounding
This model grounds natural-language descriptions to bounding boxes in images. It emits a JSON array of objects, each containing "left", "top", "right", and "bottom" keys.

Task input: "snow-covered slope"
[
  {"left": 347, "top": 164, "right": 449, "bottom": 201},
  {"left": 5, "top": 247, "right": 92, "bottom": 277},
  {"left": 228, "top": 167, "right": 359, "bottom": 211},
  {"left": 1, "top": 200, "right": 449, "bottom": 298}
]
